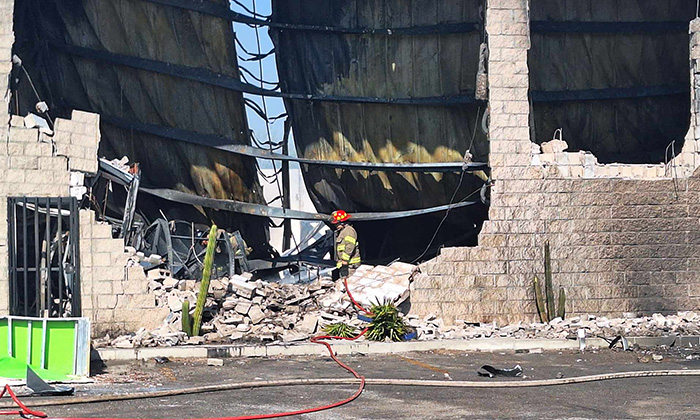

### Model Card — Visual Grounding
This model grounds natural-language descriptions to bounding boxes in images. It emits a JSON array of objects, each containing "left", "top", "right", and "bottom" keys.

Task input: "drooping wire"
[
  {"left": 410, "top": 107, "right": 484, "bottom": 264},
  {"left": 409, "top": 184, "right": 485, "bottom": 265},
  {"left": 13, "top": 57, "right": 54, "bottom": 127}
]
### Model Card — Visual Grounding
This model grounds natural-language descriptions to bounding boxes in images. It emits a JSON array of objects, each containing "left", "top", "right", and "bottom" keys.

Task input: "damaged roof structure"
[{"left": 2, "top": 0, "right": 700, "bottom": 339}]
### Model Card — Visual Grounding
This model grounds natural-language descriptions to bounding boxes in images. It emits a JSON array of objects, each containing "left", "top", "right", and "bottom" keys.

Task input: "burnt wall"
[
  {"left": 11, "top": 0, "right": 269, "bottom": 247},
  {"left": 272, "top": 0, "right": 488, "bottom": 213},
  {"left": 529, "top": 0, "right": 695, "bottom": 164}
]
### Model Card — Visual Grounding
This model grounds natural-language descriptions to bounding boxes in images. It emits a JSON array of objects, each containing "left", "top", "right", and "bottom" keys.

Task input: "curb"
[{"left": 94, "top": 335, "right": 698, "bottom": 362}]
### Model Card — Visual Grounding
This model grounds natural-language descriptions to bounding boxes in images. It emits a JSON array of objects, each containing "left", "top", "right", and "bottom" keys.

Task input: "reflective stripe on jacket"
[{"left": 335, "top": 225, "right": 361, "bottom": 269}]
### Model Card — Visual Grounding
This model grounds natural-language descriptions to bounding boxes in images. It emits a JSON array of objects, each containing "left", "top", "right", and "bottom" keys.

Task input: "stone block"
[
  {"left": 9, "top": 127, "right": 38, "bottom": 143},
  {"left": 71, "top": 110, "right": 99, "bottom": 125},
  {"left": 9, "top": 156, "right": 38, "bottom": 170},
  {"left": 97, "top": 295, "right": 118, "bottom": 309},
  {"left": 92, "top": 252, "right": 113, "bottom": 267},
  {"left": 94, "top": 238, "right": 124, "bottom": 254},
  {"left": 39, "top": 156, "right": 68, "bottom": 171}
]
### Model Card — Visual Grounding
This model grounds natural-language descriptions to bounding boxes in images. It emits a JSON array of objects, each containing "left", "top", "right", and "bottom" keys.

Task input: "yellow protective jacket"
[{"left": 335, "top": 225, "right": 361, "bottom": 269}]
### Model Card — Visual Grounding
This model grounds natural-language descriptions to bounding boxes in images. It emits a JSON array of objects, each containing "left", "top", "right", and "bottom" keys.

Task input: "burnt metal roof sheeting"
[
  {"left": 50, "top": 40, "right": 480, "bottom": 106},
  {"left": 100, "top": 114, "right": 488, "bottom": 173},
  {"left": 273, "top": 0, "right": 490, "bottom": 216},
  {"left": 13, "top": 0, "right": 268, "bottom": 244},
  {"left": 529, "top": 0, "right": 694, "bottom": 164}
]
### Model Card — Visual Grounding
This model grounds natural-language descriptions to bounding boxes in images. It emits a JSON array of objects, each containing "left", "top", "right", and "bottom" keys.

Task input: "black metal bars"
[
  {"left": 7, "top": 197, "right": 81, "bottom": 317},
  {"left": 50, "top": 42, "right": 480, "bottom": 107}
]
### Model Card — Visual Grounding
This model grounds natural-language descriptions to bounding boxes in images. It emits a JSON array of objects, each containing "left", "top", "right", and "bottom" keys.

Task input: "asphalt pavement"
[{"left": 24, "top": 346, "right": 700, "bottom": 419}]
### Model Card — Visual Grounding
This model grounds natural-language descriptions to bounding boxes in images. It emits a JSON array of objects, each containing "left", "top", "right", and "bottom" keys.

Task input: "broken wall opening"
[
  {"left": 529, "top": 0, "right": 695, "bottom": 164},
  {"left": 271, "top": 0, "right": 491, "bottom": 262},
  {"left": 7, "top": 197, "right": 81, "bottom": 318},
  {"left": 10, "top": 0, "right": 272, "bottom": 257}
]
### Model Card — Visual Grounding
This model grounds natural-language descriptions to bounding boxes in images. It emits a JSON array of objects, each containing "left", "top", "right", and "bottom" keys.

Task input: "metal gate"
[{"left": 7, "top": 197, "right": 81, "bottom": 317}]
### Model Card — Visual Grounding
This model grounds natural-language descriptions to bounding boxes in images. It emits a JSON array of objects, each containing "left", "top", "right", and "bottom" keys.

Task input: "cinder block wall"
[
  {"left": 0, "top": 0, "right": 163, "bottom": 335},
  {"left": 0, "top": 110, "right": 162, "bottom": 335},
  {"left": 411, "top": 0, "right": 700, "bottom": 324}
]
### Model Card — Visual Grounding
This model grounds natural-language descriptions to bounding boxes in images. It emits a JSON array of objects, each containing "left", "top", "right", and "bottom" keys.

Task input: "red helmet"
[{"left": 331, "top": 210, "right": 351, "bottom": 224}]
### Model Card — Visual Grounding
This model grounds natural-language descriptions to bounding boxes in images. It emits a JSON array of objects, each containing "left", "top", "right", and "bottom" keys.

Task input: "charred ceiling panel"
[
  {"left": 272, "top": 0, "right": 487, "bottom": 212},
  {"left": 529, "top": 0, "right": 695, "bottom": 164},
  {"left": 272, "top": 0, "right": 488, "bottom": 261},
  {"left": 12, "top": 0, "right": 269, "bottom": 250}
]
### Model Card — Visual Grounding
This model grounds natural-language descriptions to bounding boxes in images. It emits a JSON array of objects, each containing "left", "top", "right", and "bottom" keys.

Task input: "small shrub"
[
  {"left": 322, "top": 322, "right": 356, "bottom": 338},
  {"left": 365, "top": 300, "right": 407, "bottom": 342}
]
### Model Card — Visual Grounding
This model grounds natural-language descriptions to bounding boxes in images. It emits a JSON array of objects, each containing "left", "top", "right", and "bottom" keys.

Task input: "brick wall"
[
  {"left": 79, "top": 210, "right": 169, "bottom": 337},
  {"left": 0, "top": 110, "right": 165, "bottom": 335},
  {"left": 411, "top": 1, "right": 700, "bottom": 324},
  {"left": 0, "top": 0, "right": 165, "bottom": 336}
]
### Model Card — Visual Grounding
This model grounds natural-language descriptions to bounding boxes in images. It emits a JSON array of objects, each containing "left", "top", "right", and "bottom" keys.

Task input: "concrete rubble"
[
  {"left": 344, "top": 262, "right": 414, "bottom": 307},
  {"left": 410, "top": 311, "right": 700, "bottom": 341},
  {"left": 94, "top": 262, "right": 416, "bottom": 348}
]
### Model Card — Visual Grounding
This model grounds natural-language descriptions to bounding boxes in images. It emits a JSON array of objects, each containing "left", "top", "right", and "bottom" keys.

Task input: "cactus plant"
[
  {"left": 192, "top": 224, "right": 218, "bottom": 336},
  {"left": 544, "top": 241, "right": 555, "bottom": 319},
  {"left": 181, "top": 299, "right": 192, "bottom": 336},
  {"left": 557, "top": 288, "right": 566, "bottom": 320},
  {"left": 533, "top": 240, "right": 566, "bottom": 322},
  {"left": 533, "top": 275, "right": 548, "bottom": 323}
]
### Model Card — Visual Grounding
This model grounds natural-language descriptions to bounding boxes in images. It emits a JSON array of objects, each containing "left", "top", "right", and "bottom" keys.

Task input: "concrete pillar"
[{"left": 486, "top": 0, "right": 532, "bottom": 182}]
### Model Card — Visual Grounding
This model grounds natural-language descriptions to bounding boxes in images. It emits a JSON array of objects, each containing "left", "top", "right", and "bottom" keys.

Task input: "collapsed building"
[{"left": 1, "top": 0, "right": 700, "bottom": 338}]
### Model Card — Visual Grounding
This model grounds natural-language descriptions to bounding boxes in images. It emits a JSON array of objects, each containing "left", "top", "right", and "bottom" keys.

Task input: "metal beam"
[
  {"left": 147, "top": 0, "right": 480, "bottom": 35},
  {"left": 99, "top": 114, "right": 487, "bottom": 173},
  {"left": 51, "top": 41, "right": 479, "bottom": 106},
  {"left": 530, "top": 84, "right": 688, "bottom": 103},
  {"left": 531, "top": 21, "right": 688, "bottom": 34},
  {"left": 139, "top": 187, "right": 481, "bottom": 222}
]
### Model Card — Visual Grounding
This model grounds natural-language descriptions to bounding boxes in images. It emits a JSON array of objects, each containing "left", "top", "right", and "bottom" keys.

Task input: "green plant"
[
  {"left": 533, "top": 240, "right": 566, "bottom": 322},
  {"left": 192, "top": 224, "right": 218, "bottom": 336},
  {"left": 365, "top": 300, "right": 407, "bottom": 342},
  {"left": 181, "top": 299, "right": 192, "bottom": 336},
  {"left": 322, "top": 322, "right": 356, "bottom": 338}
]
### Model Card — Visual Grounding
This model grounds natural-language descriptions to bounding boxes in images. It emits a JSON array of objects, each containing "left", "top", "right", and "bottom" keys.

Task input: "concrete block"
[
  {"left": 9, "top": 127, "right": 38, "bottom": 143},
  {"left": 9, "top": 156, "right": 38, "bottom": 170},
  {"left": 39, "top": 156, "right": 68, "bottom": 171},
  {"left": 71, "top": 110, "right": 99, "bottom": 125},
  {"left": 97, "top": 295, "right": 118, "bottom": 309}
]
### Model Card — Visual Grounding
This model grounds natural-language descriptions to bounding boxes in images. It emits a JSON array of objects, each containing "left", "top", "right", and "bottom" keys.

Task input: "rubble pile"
[
  {"left": 96, "top": 257, "right": 700, "bottom": 349},
  {"left": 95, "top": 262, "right": 416, "bottom": 349},
  {"left": 411, "top": 312, "right": 700, "bottom": 340}
]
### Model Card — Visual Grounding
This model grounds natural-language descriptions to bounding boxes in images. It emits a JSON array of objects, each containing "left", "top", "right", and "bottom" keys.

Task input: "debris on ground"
[
  {"left": 94, "top": 260, "right": 700, "bottom": 349},
  {"left": 411, "top": 311, "right": 700, "bottom": 341},
  {"left": 26, "top": 367, "right": 74, "bottom": 396},
  {"left": 477, "top": 364, "right": 523, "bottom": 378},
  {"left": 93, "top": 262, "right": 417, "bottom": 348}
]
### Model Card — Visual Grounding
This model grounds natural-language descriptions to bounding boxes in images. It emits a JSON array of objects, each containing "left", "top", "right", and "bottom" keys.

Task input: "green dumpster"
[{"left": 0, "top": 316, "right": 90, "bottom": 381}]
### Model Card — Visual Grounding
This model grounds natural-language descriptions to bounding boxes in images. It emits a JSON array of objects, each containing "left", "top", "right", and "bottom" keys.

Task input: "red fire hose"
[
  {"left": 0, "top": 384, "right": 48, "bottom": 418},
  {"left": 2, "top": 279, "right": 374, "bottom": 420}
]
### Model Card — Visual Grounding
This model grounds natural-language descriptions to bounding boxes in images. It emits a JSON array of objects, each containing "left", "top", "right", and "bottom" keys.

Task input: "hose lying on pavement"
[
  {"left": 4, "top": 281, "right": 699, "bottom": 419},
  {"left": 0, "top": 279, "right": 376, "bottom": 420},
  {"left": 3, "top": 369, "right": 700, "bottom": 410}
]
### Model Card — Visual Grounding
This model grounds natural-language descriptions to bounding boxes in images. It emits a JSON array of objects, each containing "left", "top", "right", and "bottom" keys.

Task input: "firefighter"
[{"left": 332, "top": 210, "right": 361, "bottom": 279}]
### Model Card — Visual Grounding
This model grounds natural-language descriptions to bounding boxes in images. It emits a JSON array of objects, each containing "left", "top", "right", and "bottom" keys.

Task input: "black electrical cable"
[{"left": 410, "top": 107, "right": 484, "bottom": 264}]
